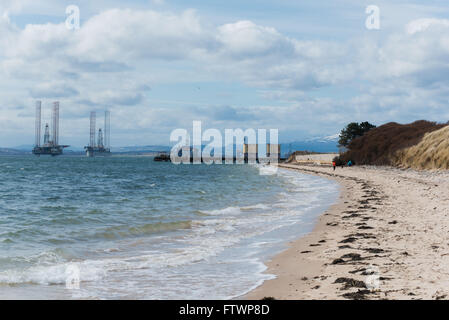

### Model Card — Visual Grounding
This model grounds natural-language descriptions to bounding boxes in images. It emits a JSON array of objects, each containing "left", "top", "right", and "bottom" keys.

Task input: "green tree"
[{"left": 338, "top": 121, "right": 376, "bottom": 147}]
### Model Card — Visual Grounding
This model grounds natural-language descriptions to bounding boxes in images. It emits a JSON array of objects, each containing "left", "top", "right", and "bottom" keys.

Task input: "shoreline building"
[
  {"left": 84, "top": 111, "right": 111, "bottom": 157},
  {"left": 32, "top": 101, "right": 69, "bottom": 156},
  {"left": 243, "top": 143, "right": 281, "bottom": 163}
]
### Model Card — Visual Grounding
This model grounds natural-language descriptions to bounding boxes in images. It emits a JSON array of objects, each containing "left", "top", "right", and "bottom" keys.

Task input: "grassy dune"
[
  {"left": 394, "top": 126, "right": 449, "bottom": 169},
  {"left": 340, "top": 121, "right": 447, "bottom": 166}
]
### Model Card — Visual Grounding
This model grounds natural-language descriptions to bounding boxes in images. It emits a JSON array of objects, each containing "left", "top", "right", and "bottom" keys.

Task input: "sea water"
[{"left": 0, "top": 156, "right": 339, "bottom": 299}]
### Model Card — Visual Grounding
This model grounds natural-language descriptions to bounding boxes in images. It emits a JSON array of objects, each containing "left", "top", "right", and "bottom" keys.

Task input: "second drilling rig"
[{"left": 84, "top": 111, "right": 111, "bottom": 157}]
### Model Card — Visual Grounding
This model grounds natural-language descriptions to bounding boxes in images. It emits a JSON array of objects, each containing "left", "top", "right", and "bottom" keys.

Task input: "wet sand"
[{"left": 245, "top": 163, "right": 449, "bottom": 300}]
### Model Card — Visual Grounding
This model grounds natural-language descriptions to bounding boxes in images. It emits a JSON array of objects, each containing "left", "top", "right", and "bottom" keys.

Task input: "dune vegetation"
[
  {"left": 394, "top": 125, "right": 449, "bottom": 170},
  {"left": 338, "top": 120, "right": 448, "bottom": 166}
]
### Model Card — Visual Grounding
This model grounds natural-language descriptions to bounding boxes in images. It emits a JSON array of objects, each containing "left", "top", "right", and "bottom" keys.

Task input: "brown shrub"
[{"left": 339, "top": 120, "right": 447, "bottom": 165}]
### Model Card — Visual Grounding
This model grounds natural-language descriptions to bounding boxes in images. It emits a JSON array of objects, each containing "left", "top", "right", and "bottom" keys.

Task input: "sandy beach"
[{"left": 246, "top": 163, "right": 449, "bottom": 300}]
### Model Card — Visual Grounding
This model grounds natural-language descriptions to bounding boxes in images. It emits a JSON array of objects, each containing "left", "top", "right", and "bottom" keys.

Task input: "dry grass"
[
  {"left": 394, "top": 126, "right": 449, "bottom": 169},
  {"left": 340, "top": 121, "right": 447, "bottom": 166}
]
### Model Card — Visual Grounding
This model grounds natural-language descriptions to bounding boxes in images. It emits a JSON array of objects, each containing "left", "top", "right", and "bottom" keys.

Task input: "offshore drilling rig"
[
  {"left": 84, "top": 111, "right": 111, "bottom": 157},
  {"left": 32, "top": 101, "right": 69, "bottom": 156}
]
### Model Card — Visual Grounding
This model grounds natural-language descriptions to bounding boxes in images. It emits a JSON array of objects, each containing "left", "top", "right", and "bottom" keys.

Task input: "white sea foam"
[
  {"left": 199, "top": 206, "right": 242, "bottom": 216},
  {"left": 0, "top": 260, "right": 106, "bottom": 286},
  {"left": 241, "top": 203, "right": 270, "bottom": 210}
]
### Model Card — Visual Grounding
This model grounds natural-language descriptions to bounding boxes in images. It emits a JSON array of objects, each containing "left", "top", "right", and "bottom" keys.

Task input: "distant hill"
[
  {"left": 0, "top": 148, "right": 28, "bottom": 155},
  {"left": 111, "top": 140, "right": 340, "bottom": 156},
  {"left": 112, "top": 145, "right": 172, "bottom": 154},
  {"left": 282, "top": 135, "right": 339, "bottom": 155},
  {"left": 339, "top": 120, "right": 448, "bottom": 166},
  {"left": 11, "top": 144, "right": 34, "bottom": 151},
  {"left": 3, "top": 138, "right": 340, "bottom": 157}
]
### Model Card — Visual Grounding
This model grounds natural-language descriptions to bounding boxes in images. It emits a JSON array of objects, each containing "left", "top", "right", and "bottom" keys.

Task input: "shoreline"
[{"left": 245, "top": 163, "right": 449, "bottom": 300}]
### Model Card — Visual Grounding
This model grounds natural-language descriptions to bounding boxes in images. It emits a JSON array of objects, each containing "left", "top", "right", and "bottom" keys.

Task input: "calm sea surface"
[{"left": 0, "top": 156, "right": 338, "bottom": 299}]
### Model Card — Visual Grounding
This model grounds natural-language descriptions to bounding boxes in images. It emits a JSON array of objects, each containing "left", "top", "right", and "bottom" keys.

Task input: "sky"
[{"left": 0, "top": 0, "right": 449, "bottom": 147}]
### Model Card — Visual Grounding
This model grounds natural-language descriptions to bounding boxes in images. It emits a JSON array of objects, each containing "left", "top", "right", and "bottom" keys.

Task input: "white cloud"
[
  {"left": 0, "top": 0, "right": 32, "bottom": 15},
  {"left": 216, "top": 20, "right": 294, "bottom": 58},
  {"left": 361, "top": 18, "right": 449, "bottom": 84},
  {"left": 1, "top": 7, "right": 449, "bottom": 146},
  {"left": 73, "top": 9, "right": 207, "bottom": 61},
  {"left": 406, "top": 18, "right": 449, "bottom": 35}
]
